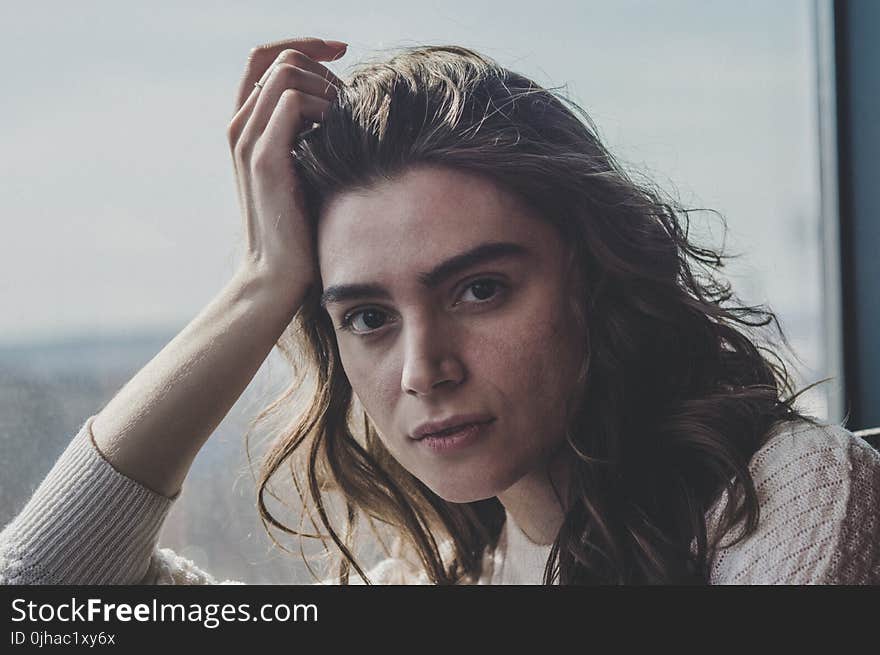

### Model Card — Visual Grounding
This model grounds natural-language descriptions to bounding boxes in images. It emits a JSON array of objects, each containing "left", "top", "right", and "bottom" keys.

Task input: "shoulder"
[{"left": 707, "top": 419, "right": 880, "bottom": 584}]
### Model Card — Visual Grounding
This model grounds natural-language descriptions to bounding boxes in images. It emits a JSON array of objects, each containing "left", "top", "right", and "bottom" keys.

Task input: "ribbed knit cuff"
[{"left": 0, "top": 416, "right": 176, "bottom": 585}]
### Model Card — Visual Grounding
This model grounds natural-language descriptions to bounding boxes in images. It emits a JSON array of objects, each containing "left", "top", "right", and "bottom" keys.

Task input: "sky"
[{"left": 0, "top": 1, "right": 824, "bottom": 373}]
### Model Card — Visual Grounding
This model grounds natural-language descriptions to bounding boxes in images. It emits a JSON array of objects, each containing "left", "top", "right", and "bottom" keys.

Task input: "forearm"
[{"left": 91, "top": 267, "right": 305, "bottom": 498}]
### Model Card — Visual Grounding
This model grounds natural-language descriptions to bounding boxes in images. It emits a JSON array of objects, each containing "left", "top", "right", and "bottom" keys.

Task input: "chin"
[
  {"left": 423, "top": 480, "right": 500, "bottom": 504},
  {"left": 434, "top": 491, "right": 497, "bottom": 504}
]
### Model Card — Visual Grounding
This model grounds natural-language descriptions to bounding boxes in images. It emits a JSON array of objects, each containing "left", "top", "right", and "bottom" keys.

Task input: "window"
[{"left": 0, "top": 0, "right": 835, "bottom": 583}]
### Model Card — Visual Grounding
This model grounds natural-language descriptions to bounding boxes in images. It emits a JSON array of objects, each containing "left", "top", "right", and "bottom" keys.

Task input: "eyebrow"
[{"left": 319, "top": 241, "right": 531, "bottom": 309}]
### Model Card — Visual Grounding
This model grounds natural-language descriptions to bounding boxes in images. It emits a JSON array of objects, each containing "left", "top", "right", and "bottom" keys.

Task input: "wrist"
[{"left": 231, "top": 263, "right": 312, "bottom": 315}]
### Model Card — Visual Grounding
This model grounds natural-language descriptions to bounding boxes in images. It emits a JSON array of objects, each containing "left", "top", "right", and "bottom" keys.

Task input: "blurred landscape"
[{"left": 0, "top": 330, "right": 350, "bottom": 584}]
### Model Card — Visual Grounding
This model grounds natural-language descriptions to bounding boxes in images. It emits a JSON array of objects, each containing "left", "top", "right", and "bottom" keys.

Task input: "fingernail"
[{"left": 324, "top": 40, "right": 348, "bottom": 48}]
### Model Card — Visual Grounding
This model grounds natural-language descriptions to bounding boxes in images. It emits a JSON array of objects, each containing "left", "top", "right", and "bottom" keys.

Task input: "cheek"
[
  {"left": 488, "top": 295, "right": 580, "bottom": 433},
  {"left": 477, "top": 323, "right": 551, "bottom": 390},
  {"left": 492, "top": 291, "right": 577, "bottom": 381}
]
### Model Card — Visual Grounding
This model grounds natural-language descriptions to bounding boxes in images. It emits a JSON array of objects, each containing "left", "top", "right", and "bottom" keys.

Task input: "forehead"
[{"left": 317, "top": 165, "right": 556, "bottom": 284}]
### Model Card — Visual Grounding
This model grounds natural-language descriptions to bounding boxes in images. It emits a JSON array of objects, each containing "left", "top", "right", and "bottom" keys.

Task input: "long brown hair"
[{"left": 245, "top": 44, "right": 828, "bottom": 584}]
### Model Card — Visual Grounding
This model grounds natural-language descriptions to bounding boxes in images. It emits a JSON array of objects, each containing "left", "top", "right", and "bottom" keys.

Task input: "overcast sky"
[{"left": 1, "top": 0, "right": 821, "bottom": 352}]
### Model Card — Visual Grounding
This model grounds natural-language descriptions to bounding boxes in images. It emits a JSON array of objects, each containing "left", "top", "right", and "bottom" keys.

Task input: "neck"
[{"left": 496, "top": 444, "right": 572, "bottom": 545}]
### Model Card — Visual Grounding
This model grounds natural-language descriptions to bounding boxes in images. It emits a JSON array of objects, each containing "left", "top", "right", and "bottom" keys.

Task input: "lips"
[{"left": 411, "top": 414, "right": 495, "bottom": 440}]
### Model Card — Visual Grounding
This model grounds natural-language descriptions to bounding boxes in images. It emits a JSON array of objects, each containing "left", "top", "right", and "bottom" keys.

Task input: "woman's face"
[{"left": 317, "top": 164, "right": 582, "bottom": 503}]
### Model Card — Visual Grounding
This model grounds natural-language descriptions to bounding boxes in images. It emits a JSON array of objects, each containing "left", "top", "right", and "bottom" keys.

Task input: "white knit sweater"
[{"left": 1, "top": 416, "right": 878, "bottom": 584}]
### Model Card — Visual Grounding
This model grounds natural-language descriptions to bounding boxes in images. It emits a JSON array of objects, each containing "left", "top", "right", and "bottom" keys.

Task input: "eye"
[
  {"left": 456, "top": 278, "right": 504, "bottom": 304},
  {"left": 338, "top": 307, "right": 391, "bottom": 335}
]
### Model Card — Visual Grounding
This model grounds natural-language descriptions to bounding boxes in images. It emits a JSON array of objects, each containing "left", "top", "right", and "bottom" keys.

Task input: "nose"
[{"left": 400, "top": 318, "right": 465, "bottom": 396}]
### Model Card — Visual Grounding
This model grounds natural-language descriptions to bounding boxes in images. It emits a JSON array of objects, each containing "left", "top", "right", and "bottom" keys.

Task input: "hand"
[{"left": 227, "top": 36, "right": 347, "bottom": 299}]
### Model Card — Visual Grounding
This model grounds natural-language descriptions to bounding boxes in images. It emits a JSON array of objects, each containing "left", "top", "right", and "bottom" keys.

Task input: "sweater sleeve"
[
  {"left": 0, "top": 415, "right": 186, "bottom": 585},
  {"left": 706, "top": 421, "right": 880, "bottom": 584}
]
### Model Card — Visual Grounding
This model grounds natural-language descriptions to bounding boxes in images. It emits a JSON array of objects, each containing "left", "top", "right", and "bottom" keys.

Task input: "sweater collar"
[{"left": 495, "top": 508, "right": 554, "bottom": 584}]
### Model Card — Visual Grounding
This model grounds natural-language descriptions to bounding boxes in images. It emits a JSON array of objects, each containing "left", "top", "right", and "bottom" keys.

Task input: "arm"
[{"left": 91, "top": 270, "right": 302, "bottom": 500}]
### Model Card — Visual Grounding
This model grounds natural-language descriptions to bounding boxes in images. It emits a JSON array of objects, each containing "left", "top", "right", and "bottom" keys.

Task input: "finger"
[
  {"left": 229, "top": 63, "right": 340, "bottom": 150},
  {"left": 235, "top": 37, "right": 347, "bottom": 110},
  {"left": 230, "top": 46, "right": 344, "bottom": 143},
  {"left": 258, "top": 49, "right": 345, "bottom": 92},
  {"left": 258, "top": 90, "right": 332, "bottom": 164},
  {"left": 230, "top": 45, "right": 346, "bottom": 140}
]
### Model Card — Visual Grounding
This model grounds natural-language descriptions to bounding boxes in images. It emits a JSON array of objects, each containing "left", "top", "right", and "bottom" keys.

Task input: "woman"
[{"left": 1, "top": 37, "right": 878, "bottom": 585}]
